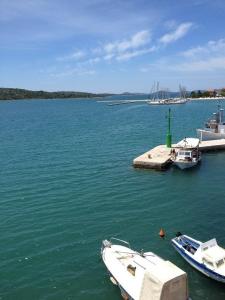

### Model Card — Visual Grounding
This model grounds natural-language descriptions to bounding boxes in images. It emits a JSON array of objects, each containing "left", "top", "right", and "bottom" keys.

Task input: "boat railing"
[{"left": 110, "top": 237, "right": 131, "bottom": 248}]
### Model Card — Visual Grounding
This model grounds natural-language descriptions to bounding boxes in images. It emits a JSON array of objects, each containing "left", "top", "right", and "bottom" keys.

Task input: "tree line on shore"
[
  {"left": 0, "top": 88, "right": 111, "bottom": 100},
  {"left": 190, "top": 88, "right": 225, "bottom": 98}
]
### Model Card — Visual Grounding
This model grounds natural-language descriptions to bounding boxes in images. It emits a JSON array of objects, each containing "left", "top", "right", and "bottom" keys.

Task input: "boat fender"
[
  {"left": 110, "top": 276, "right": 117, "bottom": 285},
  {"left": 121, "top": 291, "right": 129, "bottom": 300}
]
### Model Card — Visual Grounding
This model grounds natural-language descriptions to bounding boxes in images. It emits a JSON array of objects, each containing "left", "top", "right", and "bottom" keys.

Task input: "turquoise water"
[{"left": 1, "top": 98, "right": 225, "bottom": 300}]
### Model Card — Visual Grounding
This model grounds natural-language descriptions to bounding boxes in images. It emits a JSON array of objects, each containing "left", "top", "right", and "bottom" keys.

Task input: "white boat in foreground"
[
  {"left": 101, "top": 237, "right": 190, "bottom": 300},
  {"left": 197, "top": 106, "right": 225, "bottom": 140},
  {"left": 172, "top": 138, "right": 201, "bottom": 170},
  {"left": 172, "top": 233, "right": 225, "bottom": 283}
]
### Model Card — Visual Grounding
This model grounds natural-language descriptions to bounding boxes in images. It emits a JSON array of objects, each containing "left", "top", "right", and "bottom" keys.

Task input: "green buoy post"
[{"left": 166, "top": 108, "right": 172, "bottom": 148}]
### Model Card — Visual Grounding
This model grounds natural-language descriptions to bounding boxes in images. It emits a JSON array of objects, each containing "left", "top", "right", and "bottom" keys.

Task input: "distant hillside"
[{"left": 0, "top": 88, "right": 112, "bottom": 100}]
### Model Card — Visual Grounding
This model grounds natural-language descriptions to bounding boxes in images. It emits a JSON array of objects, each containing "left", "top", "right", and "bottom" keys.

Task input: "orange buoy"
[{"left": 159, "top": 228, "right": 165, "bottom": 238}]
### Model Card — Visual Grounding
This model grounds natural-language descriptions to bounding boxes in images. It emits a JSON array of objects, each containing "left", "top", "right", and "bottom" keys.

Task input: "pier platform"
[
  {"left": 133, "top": 145, "right": 172, "bottom": 170},
  {"left": 133, "top": 139, "right": 225, "bottom": 170},
  {"left": 199, "top": 139, "right": 225, "bottom": 151}
]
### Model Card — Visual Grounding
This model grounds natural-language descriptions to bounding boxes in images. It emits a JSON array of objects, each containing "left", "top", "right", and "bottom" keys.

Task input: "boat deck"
[{"left": 133, "top": 139, "right": 225, "bottom": 170}]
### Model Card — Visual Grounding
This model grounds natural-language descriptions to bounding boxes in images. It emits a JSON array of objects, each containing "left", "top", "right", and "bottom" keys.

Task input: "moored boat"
[
  {"left": 148, "top": 98, "right": 187, "bottom": 105},
  {"left": 197, "top": 105, "right": 225, "bottom": 141},
  {"left": 172, "top": 233, "right": 225, "bottom": 283},
  {"left": 101, "top": 237, "right": 190, "bottom": 300},
  {"left": 147, "top": 83, "right": 188, "bottom": 105},
  {"left": 172, "top": 138, "right": 201, "bottom": 170}
]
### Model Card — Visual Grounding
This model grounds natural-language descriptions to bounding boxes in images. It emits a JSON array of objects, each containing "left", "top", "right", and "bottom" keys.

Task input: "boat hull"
[
  {"left": 173, "top": 160, "right": 198, "bottom": 169},
  {"left": 172, "top": 239, "right": 225, "bottom": 283},
  {"left": 197, "top": 129, "right": 225, "bottom": 141},
  {"left": 148, "top": 99, "right": 187, "bottom": 105},
  {"left": 107, "top": 271, "right": 134, "bottom": 300}
]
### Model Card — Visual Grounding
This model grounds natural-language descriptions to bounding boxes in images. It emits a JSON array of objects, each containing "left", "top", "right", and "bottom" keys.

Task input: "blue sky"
[{"left": 1, "top": 0, "right": 225, "bottom": 93}]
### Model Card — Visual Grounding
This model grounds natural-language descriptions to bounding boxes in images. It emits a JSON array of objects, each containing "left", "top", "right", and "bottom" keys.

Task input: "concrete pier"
[
  {"left": 133, "top": 145, "right": 172, "bottom": 170},
  {"left": 199, "top": 139, "right": 225, "bottom": 151},
  {"left": 133, "top": 139, "right": 225, "bottom": 170}
]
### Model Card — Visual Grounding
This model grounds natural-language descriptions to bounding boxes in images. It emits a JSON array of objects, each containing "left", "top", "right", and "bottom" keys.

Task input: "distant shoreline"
[
  {"left": 0, "top": 88, "right": 112, "bottom": 101},
  {"left": 1, "top": 87, "right": 225, "bottom": 102},
  {"left": 189, "top": 97, "right": 225, "bottom": 101}
]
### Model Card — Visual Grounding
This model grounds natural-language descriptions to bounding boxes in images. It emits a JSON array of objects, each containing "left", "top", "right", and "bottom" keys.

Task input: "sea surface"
[{"left": 1, "top": 97, "right": 225, "bottom": 300}]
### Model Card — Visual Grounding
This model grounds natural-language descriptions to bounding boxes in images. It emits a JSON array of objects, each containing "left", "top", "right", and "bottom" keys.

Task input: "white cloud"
[
  {"left": 181, "top": 38, "right": 225, "bottom": 57},
  {"left": 104, "top": 30, "right": 151, "bottom": 54},
  {"left": 174, "top": 38, "right": 225, "bottom": 72},
  {"left": 50, "top": 66, "right": 96, "bottom": 77},
  {"left": 87, "top": 57, "right": 100, "bottom": 64},
  {"left": 77, "top": 57, "right": 101, "bottom": 66},
  {"left": 70, "top": 51, "right": 86, "bottom": 60},
  {"left": 101, "top": 30, "right": 155, "bottom": 61},
  {"left": 159, "top": 22, "right": 193, "bottom": 44},
  {"left": 116, "top": 46, "right": 156, "bottom": 61},
  {"left": 79, "top": 70, "right": 96, "bottom": 75},
  {"left": 55, "top": 30, "right": 152, "bottom": 66},
  {"left": 147, "top": 38, "right": 225, "bottom": 74},
  {"left": 103, "top": 54, "right": 115, "bottom": 61},
  {"left": 172, "top": 56, "right": 225, "bottom": 72},
  {"left": 57, "top": 50, "right": 86, "bottom": 61}
]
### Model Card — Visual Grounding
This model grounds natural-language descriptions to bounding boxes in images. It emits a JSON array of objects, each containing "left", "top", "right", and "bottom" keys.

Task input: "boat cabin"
[
  {"left": 205, "top": 108, "right": 225, "bottom": 133},
  {"left": 199, "top": 239, "right": 225, "bottom": 270},
  {"left": 175, "top": 149, "right": 197, "bottom": 161},
  {"left": 174, "top": 138, "right": 200, "bottom": 162}
]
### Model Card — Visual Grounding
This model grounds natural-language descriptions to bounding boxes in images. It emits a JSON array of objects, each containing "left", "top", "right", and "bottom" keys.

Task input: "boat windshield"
[
  {"left": 178, "top": 151, "right": 191, "bottom": 156},
  {"left": 203, "top": 258, "right": 214, "bottom": 268},
  {"left": 216, "top": 259, "right": 225, "bottom": 268}
]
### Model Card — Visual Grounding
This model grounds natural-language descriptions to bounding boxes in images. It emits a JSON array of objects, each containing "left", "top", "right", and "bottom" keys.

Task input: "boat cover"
[
  {"left": 176, "top": 138, "right": 200, "bottom": 149},
  {"left": 139, "top": 261, "right": 188, "bottom": 300}
]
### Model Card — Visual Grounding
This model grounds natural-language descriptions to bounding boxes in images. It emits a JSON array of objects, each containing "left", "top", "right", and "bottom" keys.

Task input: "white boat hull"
[
  {"left": 197, "top": 129, "right": 225, "bottom": 141},
  {"left": 148, "top": 99, "right": 187, "bottom": 105},
  {"left": 173, "top": 160, "right": 198, "bottom": 169}
]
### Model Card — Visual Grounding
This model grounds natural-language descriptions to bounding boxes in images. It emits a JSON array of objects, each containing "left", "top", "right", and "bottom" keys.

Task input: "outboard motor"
[{"left": 176, "top": 232, "right": 182, "bottom": 237}]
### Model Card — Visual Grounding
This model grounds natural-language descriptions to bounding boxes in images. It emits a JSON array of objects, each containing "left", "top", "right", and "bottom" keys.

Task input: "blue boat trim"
[
  {"left": 172, "top": 240, "right": 225, "bottom": 283},
  {"left": 178, "top": 236, "right": 200, "bottom": 250}
]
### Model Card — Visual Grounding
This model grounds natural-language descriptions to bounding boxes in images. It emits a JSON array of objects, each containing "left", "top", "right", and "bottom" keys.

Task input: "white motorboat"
[
  {"left": 172, "top": 233, "right": 225, "bottom": 283},
  {"left": 172, "top": 138, "right": 201, "bottom": 170},
  {"left": 101, "top": 237, "right": 190, "bottom": 300},
  {"left": 197, "top": 106, "right": 225, "bottom": 140}
]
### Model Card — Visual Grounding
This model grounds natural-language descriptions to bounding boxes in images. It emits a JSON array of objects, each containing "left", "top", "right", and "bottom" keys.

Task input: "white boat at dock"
[
  {"left": 148, "top": 83, "right": 188, "bottom": 105},
  {"left": 197, "top": 106, "right": 225, "bottom": 141},
  {"left": 101, "top": 237, "right": 190, "bottom": 300},
  {"left": 172, "top": 138, "right": 201, "bottom": 169},
  {"left": 148, "top": 98, "right": 187, "bottom": 105},
  {"left": 172, "top": 233, "right": 225, "bottom": 283}
]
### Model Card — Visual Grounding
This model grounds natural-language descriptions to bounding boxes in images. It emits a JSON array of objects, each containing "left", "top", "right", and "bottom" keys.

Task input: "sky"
[{"left": 1, "top": 0, "right": 225, "bottom": 93}]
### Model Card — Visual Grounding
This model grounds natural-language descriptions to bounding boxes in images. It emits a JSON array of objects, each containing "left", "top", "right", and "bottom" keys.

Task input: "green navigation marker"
[{"left": 166, "top": 108, "right": 172, "bottom": 148}]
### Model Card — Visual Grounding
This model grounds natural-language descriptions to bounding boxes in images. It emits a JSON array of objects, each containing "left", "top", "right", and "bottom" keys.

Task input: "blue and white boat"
[
  {"left": 101, "top": 237, "right": 190, "bottom": 300},
  {"left": 172, "top": 233, "right": 225, "bottom": 283}
]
